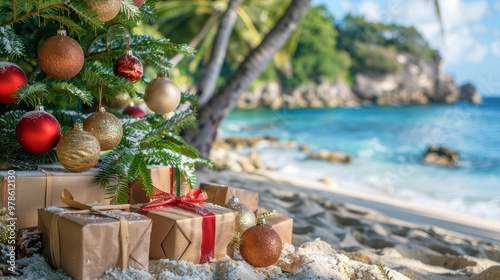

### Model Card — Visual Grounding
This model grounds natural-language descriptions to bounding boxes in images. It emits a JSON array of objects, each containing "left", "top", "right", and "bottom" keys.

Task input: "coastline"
[{"left": 241, "top": 170, "right": 500, "bottom": 243}]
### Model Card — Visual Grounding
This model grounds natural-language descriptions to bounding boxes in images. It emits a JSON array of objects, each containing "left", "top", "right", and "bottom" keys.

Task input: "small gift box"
[
  {"left": 135, "top": 189, "right": 236, "bottom": 263},
  {"left": 199, "top": 183, "right": 259, "bottom": 212},
  {"left": 38, "top": 190, "right": 152, "bottom": 280},
  {"left": 0, "top": 165, "right": 107, "bottom": 230},
  {"left": 266, "top": 215, "right": 293, "bottom": 244},
  {"left": 129, "top": 165, "right": 188, "bottom": 204}
]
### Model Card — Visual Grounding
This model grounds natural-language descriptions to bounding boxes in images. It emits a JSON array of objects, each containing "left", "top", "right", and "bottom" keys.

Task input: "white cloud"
[
  {"left": 339, "top": 0, "right": 352, "bottom": 12},
  {"left": 496, "top": 2, "right": 500, "bottom": 12},
  {"left": 388, "top": 0, "right": 489, "bottom": 64},
  {"left": 491, "top": 41, "right": 500, "bottom": 56},
  {"left": 358, "top": 1, "right": 381, "bottom": 21}
]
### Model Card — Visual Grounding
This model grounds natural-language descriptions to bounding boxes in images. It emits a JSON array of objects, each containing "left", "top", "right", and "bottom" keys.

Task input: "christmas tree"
[{"left": 0, "top": 0, "right": 212, "bottom": 203}]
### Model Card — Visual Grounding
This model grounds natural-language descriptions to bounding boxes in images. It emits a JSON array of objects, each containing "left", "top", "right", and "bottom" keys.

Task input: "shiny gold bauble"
[
  {"left": 107, "top": 92, "right": 131, "bottom": 109},
  {"left": 57, "top": 122, "right": 100, "bottom": 172},
  {"left": 145, "top": 77, "right": 181, "bottom": 114},
  {"left": 0, "top": 212, "right": 9, "bottom": 243},
  {"left": 225, "top": 198, "right": 256, "bottom": 235},
  {"left": 88, "top": 0, "right": 122, "bottom": 22},
  {"left": 240, "top": 223, "right": 282, "bottom": 267},
  {"left": 38, "top": 30, "right": 84, "bottom": 79},
  {"left": 83, "top": 106, "right": 123, "bottom": 151}
]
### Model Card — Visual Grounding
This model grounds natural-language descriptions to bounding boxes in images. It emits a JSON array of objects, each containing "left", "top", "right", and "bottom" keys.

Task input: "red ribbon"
[{"left": 138, "top": 189, "right": 216, "bottom": 263}]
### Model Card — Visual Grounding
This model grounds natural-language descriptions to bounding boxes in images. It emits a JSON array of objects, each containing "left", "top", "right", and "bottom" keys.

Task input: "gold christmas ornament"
[
  {"left": 239, "top": 218, "right": 282, "bottom": 267},
  {"left": 88, "top": 0, "right": 122, "bottom": 22},
  {"left": 145, "top": 77, "right": 181, "bottom": 114},
  {"left": 107, "top": 92, "right": 131, "bottom": 109},
  {"left": 225, "top": 197, "right": 256, "bottom": 235},
  {"left": 38, "top": 29, "right": 84, "bottom": 79},
  {"left": 225, "top": 196, "right": 256, "bottom": 258},
  {"left": 0, "top": 208, "right": 9, "bottom": 243},
  {"left": 83, "top": 106, "right": 123, "bottom": 151},
  {"left": 57, "top": 121, "right": 100, "bottom": 172}
]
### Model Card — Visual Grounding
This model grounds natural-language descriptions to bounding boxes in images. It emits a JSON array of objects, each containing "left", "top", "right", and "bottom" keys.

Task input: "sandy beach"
[
  {"left": 5, "top": 169, "right": 499, "bottom": 279},
  {"left": 197, "top": 169, "right": 500, "bottom": 279}
]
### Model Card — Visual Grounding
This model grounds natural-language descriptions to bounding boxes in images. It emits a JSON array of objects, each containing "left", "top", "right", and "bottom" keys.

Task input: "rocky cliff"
[{"left": 238, "top": 53, "right": 481, "bottom": 109}]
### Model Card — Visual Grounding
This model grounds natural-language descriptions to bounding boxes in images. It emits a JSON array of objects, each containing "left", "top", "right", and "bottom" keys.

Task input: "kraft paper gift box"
[
  {"left": 266, "top": 215, "right": 293, "bottom": 244},
  {"left": 0, "top": 165, "right": 106, "bottom": 230},
  {"left": 38, "top": 190, "right": 152, "bottom": 280},
  {"left": 199, "top": 183, "right": 259, "bottom": 212},
  {"left": 132, "top": 189, "right": 236, "bottom": 263},
  {"left": 128, "top": 165, "right": 189, "bottom": 204}
]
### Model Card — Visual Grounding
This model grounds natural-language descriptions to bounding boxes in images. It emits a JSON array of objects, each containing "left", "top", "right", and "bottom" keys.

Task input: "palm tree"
[
  {"left": 182, "top": 0, "right": 312, "bottom": 157},
  {"left": 152, "top": 0, "right": 299, "bottom": 79}
]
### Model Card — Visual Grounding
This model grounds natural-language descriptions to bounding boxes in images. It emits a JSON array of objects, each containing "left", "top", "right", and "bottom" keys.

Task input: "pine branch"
[
  {"left": 16, "top": 83, "right": 52, "bottom": 107},
  {"left": 138, "top": 160, "right": 154, "bottom": 195},
  {"left": 0, "top": 26, "right": 25, "bottom": 57},
  {"left": 49, "top": 82, "right": 93, "bottom": 106}
]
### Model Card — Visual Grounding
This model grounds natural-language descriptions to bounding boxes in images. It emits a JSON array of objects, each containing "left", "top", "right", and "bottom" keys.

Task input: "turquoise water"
[{"left": 219, "top": 97, "right": 500, "bottom": 220}]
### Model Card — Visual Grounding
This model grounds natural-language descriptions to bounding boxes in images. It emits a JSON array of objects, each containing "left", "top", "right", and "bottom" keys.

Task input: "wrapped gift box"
[
  {"left": 199, "top": 183, "right": 259, "bottom": 212},
  {"left": 0, "top": 165, "right": 107, "bottom": 230},
  {"left": 129, "top": 166, "right": 188, "bottom": 204},
  {"left": 134, "top": 202, "right": 236, "bottom": 263},
  {"left": 38, "top": 207, "right": 152, "bottom": 280},
  {"left": 265, "top": 215, "right": 293, "bottom": 244}
]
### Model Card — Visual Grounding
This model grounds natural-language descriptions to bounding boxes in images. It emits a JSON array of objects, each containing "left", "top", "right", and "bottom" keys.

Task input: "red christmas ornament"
[
  {"left": 134, "top": 0, "right": 145, "bottom": 7},
  {"left": 113, "top": 50, "right": 143, "bottom": 83},
  {"left": 16, "top": 106, "right": 61, "bottom": 154},
  {"left": 123, "top": 105, "right": 145, "bottom": 117},
  {"left": 0, "top": 61, "right": 27, "bottom": 104}
]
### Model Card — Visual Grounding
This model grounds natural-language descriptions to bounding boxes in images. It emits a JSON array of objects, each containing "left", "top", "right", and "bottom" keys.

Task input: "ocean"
[{"left": 219, "top": 97, "right": 500, "bottom": 220}]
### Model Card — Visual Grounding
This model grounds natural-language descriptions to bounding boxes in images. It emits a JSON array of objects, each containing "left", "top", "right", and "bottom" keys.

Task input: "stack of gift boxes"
[{"left": 0, "top": 165, "right": 293, "bottom": 279}]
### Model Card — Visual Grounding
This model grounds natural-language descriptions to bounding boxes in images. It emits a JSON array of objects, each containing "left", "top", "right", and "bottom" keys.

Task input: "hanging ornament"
[
  {"left": 134, "top": 0, "right": 145, "bottom": 7},
  {"left": 145, "top": 77, "right": 181, "bottom": 114},
  {"left": 123, "top": 105, "right": 145, "bottom": 117},
  {"left": 114, "top": 38, "right": 143, "bottom": 83},
  {"left": 88, "top": 0, "right": 122, "bottom": 22},
  {"left": 83, "top": 105, "right": 123, "bottom": 151},
  {"left": 16, "top": 106, "right": 61, "bottom": 154},
  {"left": 57, "top": 121, "right": 100, "bottom": 172},
  {"left": 0, "top": 61, "right": 27, "bottom": 104},
  {"left": 107, "top": 92, "right": 131, "bottom": 109},
  {"left": 38, "top": 29, "right": 84, "bottom": 79},
  {"left": 0, "top": 208, "right": 9, "bottom": 243},
  {"left": 225, "top": 196, "right": 256, "bottom": 237},
  {"left": 239, "top": 218, "right": 282, "bottom": 267},
  {"left": 225, "top": 195, "right": 256, "bottom": 257}
]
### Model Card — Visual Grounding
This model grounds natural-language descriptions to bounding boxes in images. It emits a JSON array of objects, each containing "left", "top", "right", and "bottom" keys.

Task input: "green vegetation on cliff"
[{"left": 283, "top": 6, "right": 351, "bottom": 87}]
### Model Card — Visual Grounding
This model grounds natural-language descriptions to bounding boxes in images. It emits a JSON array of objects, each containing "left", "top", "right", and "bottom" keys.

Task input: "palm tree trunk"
[
  {"left": 197, "top": 0, "right": 242, "bottom": 107},
  {"left": 184, "top": 0, "right": 311, "bottom": 158}
]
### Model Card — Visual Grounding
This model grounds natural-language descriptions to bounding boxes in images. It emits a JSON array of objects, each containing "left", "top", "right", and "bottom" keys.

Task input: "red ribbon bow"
[
  {"left": 138, "top": 189, "right": 215, "bottom": 263},
  {"left": 138, "top": 188, "right": 209, "bottom": 215}
]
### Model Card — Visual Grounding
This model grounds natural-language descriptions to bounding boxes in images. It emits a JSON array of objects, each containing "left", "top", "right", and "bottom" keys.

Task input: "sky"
[{"left": 313, "top": 0, "right": 500, "bottom": 96}]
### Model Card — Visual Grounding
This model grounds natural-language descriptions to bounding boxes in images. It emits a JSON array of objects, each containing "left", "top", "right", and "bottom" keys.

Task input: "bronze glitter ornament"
[
  {"left": 83, "top": 106, "right": 123, "bottom": 151},
  {"left": 88, "top": 0, "right": 121, "bottom": 22},
  {"left": 240, "top": 218, "right": 282, "bottom": 267},
  {"left": 57, "top": 121, "right": 100, "bottom": 172},
  {"left": 145, "top": 77, "right": 181, "bottom": 114},
  {"left": 38, "top": 30, "right": 84, "bottom": 79}
]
